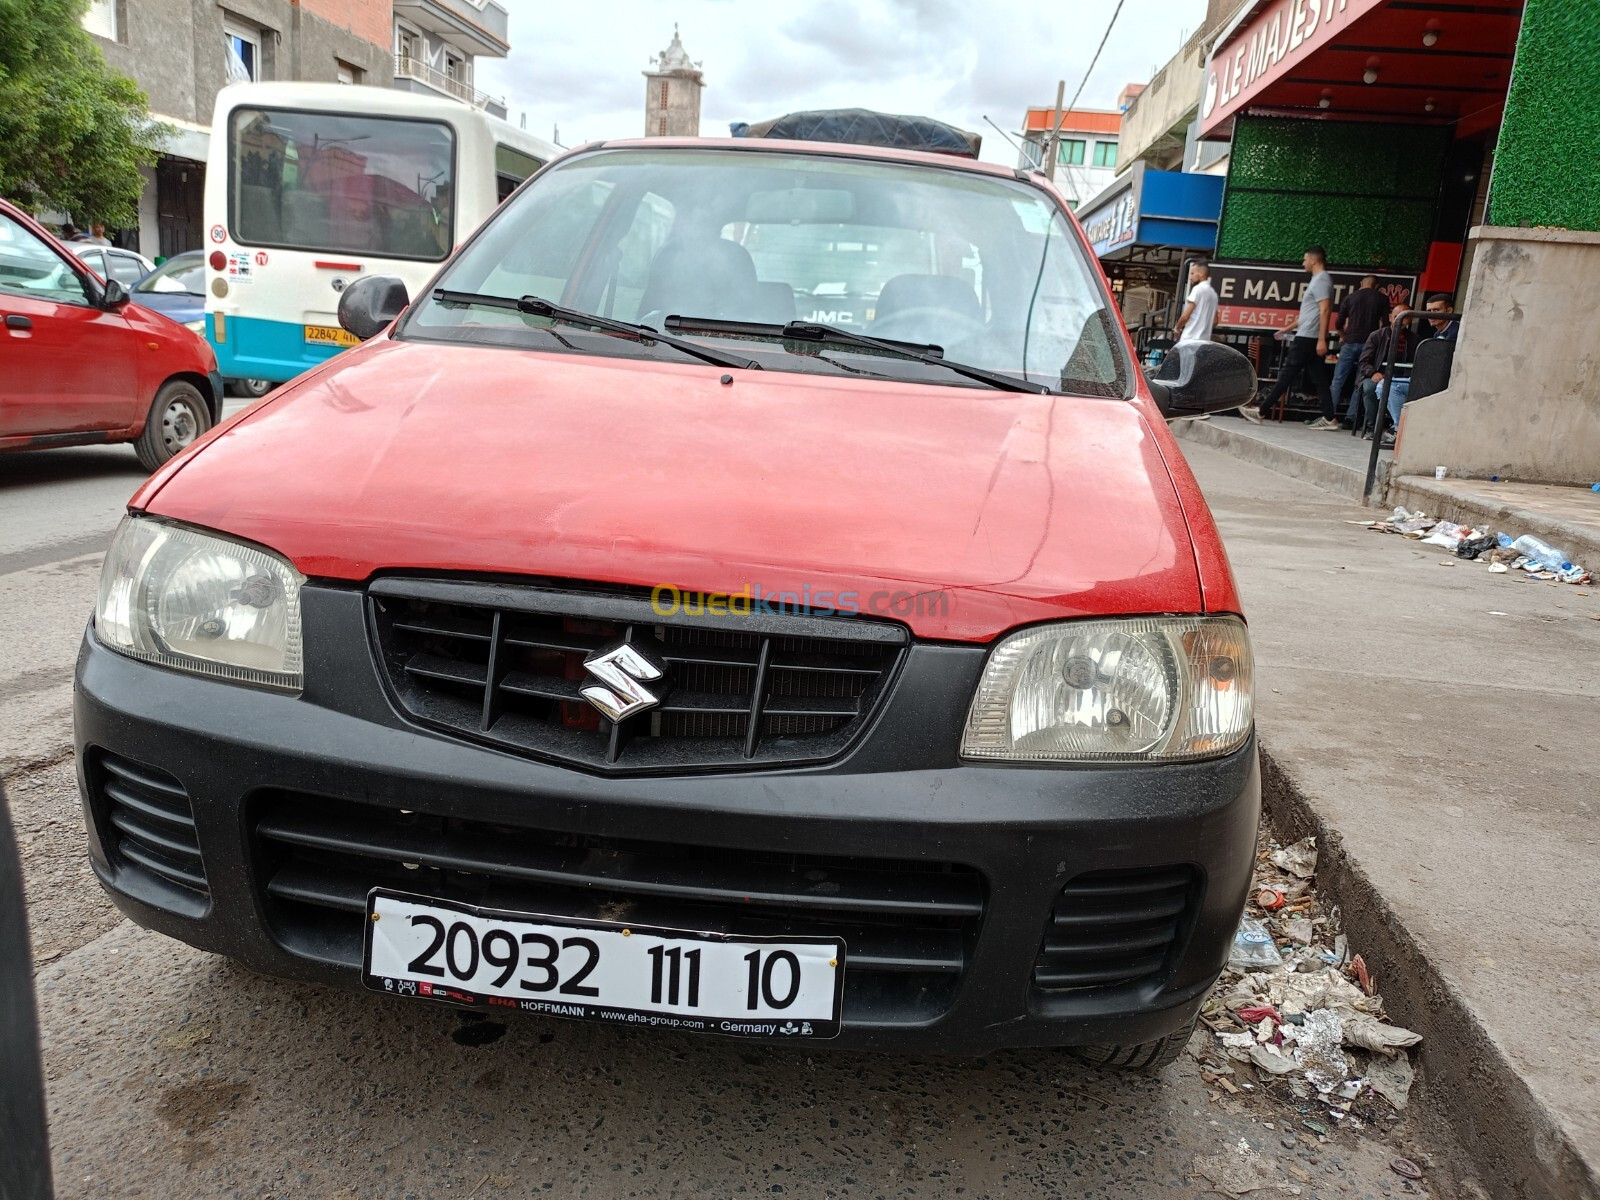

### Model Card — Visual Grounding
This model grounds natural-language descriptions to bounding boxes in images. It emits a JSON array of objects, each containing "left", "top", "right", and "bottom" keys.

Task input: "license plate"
[
  {"left": 304, "top": 324, "right": 359, "bottom": 347},
  {"left": 362, "top": 890, "right": 846, "bottom": 1039}
]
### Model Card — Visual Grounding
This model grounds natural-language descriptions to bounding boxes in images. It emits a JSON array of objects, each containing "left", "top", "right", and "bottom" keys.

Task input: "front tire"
[
  {"left": 135, "top": 380, "right": 212, "bottom": 472},
  {"left": 229, "top": 377, "right": 274, "bottom": 399},
  {"left": 1069, "top": 1014, "right": 1198, "bottom": 1073}
]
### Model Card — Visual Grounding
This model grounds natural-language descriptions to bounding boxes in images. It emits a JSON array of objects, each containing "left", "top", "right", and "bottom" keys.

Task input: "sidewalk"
[
  {"left": 1184, "top": 442, "right": 1600, "bottom": 1200},
  {"left": 1177, "top": 415, "right": 1600, "bottom": 565}
]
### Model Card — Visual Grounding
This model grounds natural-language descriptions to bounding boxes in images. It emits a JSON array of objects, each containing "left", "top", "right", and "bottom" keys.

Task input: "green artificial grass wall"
[{"left": 1488, "top": 0, "right": 1600, "bottom": 230}]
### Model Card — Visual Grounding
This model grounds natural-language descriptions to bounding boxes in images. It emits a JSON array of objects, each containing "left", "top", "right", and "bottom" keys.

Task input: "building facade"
[
  {"left": 82, "top": 0, "right": 394, "bottom": 256},
  {"left": 391, "top": 0, "right": 510, "bottom": 119},
  {"left": 644, "top": 27, "right": 704, "bottom": 138},
  {"left": 1015, "top": 105, "right": 1125, "bottom": 209},
  {"left": 1191, "top": 0, "right": 1598, "bottom": 487}
]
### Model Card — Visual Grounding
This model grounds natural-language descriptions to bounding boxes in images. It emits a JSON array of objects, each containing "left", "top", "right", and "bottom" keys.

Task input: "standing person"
[
  {"left": 84, "top": 221, "right": 112, "bottom": 246},
  {"left": 1331, "top": 274, "right": 1389, "bottom": 428},
  {"left": 1240, "top": 245, "right": 1334, "bottom": 427},
  {"left": 1175, "top": 260, "right": 1218, "bottom": 345}
]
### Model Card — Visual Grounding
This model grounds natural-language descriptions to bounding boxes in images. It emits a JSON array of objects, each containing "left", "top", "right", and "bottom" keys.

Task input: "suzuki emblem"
[{"left": 580, "top": 642, "right": 667, "bottom": 721}]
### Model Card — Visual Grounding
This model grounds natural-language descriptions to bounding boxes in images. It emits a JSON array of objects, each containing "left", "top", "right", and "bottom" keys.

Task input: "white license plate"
[{"left": 362, "top": 890, "right": 846, "bottom": 1039}]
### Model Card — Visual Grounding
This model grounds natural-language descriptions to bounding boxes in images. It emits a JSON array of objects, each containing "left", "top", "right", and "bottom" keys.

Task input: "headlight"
[
  {"left": 95, "top": 517, "right": 303, "bottom": 691},
  {"left": 184, "top": 318, "right": 206, "bottom": 332},
  {"left": 961, "top": 616, "right": 1253, "bottom": 762}
]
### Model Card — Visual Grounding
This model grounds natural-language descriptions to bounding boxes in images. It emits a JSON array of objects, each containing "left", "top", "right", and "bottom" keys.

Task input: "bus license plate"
[
  {"left": 362, "top": 890, "right": 846, "bottom": 1039},
  {"left": 304, "top": 324, "right": 359, "bottom": 347}
]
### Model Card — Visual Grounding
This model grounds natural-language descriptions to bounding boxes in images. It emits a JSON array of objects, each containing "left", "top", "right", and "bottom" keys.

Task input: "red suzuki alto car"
[
  {"left": 0, "top": 199, "right": 222, "bottom": 469},
  {"left": 76, "top": 137, "right": 1258, "bottom": 1068}
]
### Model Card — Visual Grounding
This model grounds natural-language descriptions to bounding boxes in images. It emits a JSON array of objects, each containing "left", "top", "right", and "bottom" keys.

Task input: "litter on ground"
[{"left": 1364, "top": 509, "right": 1591, "bottom": 585}]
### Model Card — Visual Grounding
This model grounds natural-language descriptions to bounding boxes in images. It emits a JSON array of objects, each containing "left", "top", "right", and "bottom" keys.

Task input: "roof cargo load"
[{"left": 731, "top": 108, "right": 981, "bottom": 158}]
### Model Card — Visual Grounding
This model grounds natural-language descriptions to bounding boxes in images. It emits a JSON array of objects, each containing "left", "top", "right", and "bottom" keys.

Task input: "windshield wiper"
[
  {"left": 665, "top": 316, "right": 1050, "bottom": 394},
  {"left": 431, "top": 289, "right": 762, "bottom": 371}
]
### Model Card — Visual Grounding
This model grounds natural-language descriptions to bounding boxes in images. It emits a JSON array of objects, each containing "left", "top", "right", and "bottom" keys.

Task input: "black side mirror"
[
  {"left": 101, "top": 278, "right": 130, "bottom": 309},
  {"left": 1146, "top": 340, "right": 1257, "bottom": 419},
  {"left": 338, "top": 275, "right": 410, "bottom": 341}
]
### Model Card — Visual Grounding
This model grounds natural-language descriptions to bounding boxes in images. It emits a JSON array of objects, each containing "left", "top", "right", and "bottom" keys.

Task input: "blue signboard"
[{"left": 1076, "top": 161, "right": 1224, "bottom": 262}]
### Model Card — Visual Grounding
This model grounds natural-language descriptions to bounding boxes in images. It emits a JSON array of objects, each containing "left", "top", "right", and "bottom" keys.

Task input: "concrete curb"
[
  {"left": 1386, "top": 476, "right": 1600, "bottom": 565},
  {"left": 1172, "top": 419, "right": 1392, "bottom": 502},
  {"left": 1258, "top": 742, "right": 1600, "bottom": 1200}
]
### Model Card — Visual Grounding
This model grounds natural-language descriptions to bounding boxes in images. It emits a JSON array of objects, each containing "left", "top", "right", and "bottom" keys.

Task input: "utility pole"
[{"left": 1044, "top": 79, "right": 1065, "bottom": 180}]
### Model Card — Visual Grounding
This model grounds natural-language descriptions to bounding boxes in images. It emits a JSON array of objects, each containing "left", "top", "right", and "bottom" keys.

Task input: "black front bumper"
[{"left": 74, "top": 585, "right": 1259, "bottom": 1053}]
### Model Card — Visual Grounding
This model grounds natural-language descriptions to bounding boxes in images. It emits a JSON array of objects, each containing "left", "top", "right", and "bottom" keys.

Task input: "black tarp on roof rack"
[{"left": 729, "top": 109, "right": 981, "bottom": 158}]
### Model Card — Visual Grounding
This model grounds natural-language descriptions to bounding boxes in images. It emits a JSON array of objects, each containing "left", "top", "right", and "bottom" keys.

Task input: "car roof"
[{"left": 571, "top": 136, "right": 1034, "bottom": 181}]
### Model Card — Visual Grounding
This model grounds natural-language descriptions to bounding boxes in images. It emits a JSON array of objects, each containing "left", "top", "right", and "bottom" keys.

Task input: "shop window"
[
  {"left": 1059, "top": 139, "right": 1086, "bottom": 166},
  {"left": 1093, "top": 141, "right": 1119, "bottom": 168}
]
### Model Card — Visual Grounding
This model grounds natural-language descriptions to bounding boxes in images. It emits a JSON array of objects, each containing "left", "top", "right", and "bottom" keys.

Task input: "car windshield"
[
  {"left": 135, "top": 254, "right": 204, "bottom": 295},
  {"left": 407, "top": 148, "right": 1127, "bottom": 395}
]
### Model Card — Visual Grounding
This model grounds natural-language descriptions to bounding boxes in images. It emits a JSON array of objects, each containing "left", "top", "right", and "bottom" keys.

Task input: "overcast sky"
[{"left": 479, "top": 0, "right": 1210, "bottom": 164}]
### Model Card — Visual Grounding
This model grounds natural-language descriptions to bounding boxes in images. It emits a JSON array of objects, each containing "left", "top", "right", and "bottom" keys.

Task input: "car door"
[{"left": 0, "top": 214, "right": 140, "bottom": 437}]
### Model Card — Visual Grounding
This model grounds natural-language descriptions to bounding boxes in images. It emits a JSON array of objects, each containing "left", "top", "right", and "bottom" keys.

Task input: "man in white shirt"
[{"left": 1176, "top": 260, "right": 1218, "bottom": 345}]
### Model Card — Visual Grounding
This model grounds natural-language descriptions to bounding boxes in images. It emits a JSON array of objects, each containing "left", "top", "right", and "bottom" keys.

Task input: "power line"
[{"left": 1048, "top": 0, "right": 1130, "bottom": 147}]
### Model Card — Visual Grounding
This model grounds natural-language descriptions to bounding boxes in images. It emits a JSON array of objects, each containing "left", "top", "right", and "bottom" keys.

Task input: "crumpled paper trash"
[
  {"left": 1366, "top": 1050, "right": 1417, "bottom": 1109},
  {"left": 1340, "top": 1011, "right": 1423, "bottom": 1056},
  {"left": 1193, "top": 1140, "right": 1303, "bottom": 1197},
  {"left": 1269, "top": 837, "right": 1318, "bottom": 879},
  {"left": 1227, "top": 968, "right": 1383, "bottom": 1017}
]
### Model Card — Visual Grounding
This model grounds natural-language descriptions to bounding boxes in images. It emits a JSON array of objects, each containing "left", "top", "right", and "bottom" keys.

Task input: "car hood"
[{"left": 139, "top": 339, "right": 1201, "bottom": 641}]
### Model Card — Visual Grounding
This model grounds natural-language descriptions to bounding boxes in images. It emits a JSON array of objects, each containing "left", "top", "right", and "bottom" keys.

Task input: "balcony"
[
  {"left": 393, "top": 0, "right": 509, "bottom": 58},
  {"left": 394, "top": 55, "right": 507, "bottom": 118}
]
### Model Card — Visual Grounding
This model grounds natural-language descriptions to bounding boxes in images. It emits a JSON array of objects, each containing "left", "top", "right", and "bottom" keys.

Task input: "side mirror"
[
  {"left": 1146, "top": 340, "right": 1257, "bottom": 420},
  {"left": 101, "top": 278, "right": 131, "bottom": 309},
  {"left": 338, "top": 275, "right": 410, "bottom": 341}
]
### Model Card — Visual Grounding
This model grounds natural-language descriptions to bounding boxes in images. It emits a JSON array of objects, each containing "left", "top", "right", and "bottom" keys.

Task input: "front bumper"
[{"left": 74, "top": 585, "right": 1259, "bottom": 1053}]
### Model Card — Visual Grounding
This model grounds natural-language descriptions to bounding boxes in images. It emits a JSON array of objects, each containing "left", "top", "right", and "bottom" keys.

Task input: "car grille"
[
  {"left": 1032, "top": 865, "right": 1198, "bottom": 992},
  {"left": 368, "top": 578, "right": 906, "bottom": 773},
  {"left": 89, "top": 751, "right": 209, "bottom": 907},
  {"left": 253, "top": 793, "right": 983, "bottom": 1026}
]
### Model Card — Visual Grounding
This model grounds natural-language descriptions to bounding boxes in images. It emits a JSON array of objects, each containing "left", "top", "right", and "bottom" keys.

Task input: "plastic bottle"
[{"left": 1513, "top": 534, "right": 1572, "bottom": 571}]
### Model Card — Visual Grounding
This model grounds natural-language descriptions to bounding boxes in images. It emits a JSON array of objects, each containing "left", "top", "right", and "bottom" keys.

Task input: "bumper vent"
[
  {"left": 369, "top": 579, "right": 905, "bottom": 773},
  {"left": 93, "top": 752, "right": 208, "bottom": 901},
  {"left": 254, "top": 793, "right": 983, "bottom": 1026},
  {"left": 1033, "top": 865, "right": 1198, "bottom": 992}
]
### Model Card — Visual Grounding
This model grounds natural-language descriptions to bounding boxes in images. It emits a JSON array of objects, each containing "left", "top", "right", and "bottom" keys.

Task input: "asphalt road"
[{"left": 4, "top": 416, "right": 1443, "bottom": 1199}]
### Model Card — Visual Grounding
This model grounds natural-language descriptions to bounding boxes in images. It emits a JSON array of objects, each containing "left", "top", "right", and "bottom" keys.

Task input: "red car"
[
  {"left": 0, "top": 199, "right": 222, "bottom": 469},
  {"left": 76, "top": 136, "right": 1259, "bottom": 1066}
]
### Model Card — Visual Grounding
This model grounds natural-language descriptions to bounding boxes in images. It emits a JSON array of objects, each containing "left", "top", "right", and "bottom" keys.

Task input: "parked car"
[
  {"left": 76, "top": 134, "right": 1260, "bottom": 1067},
  {"left": 68, "top": 242, "right": 155, "bottom": 288},
  {"left": 0, "top": 199, "right": 222, "bottom": 469},
  {"left": 130, "top": 252, "right": 275, "bottom": 398}
]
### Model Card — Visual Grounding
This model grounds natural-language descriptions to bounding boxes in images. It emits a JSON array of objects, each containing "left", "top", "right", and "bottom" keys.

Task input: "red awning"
[{"left": 1201, "top": 0, "right": 1523, "bottom": 140}]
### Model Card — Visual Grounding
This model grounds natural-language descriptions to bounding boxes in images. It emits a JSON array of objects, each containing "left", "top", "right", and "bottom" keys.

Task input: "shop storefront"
[
  {"left": 1193, "top": 0, "right": 1600, "bottom": 486},
  {"left": 1075, "top": 161, "right": 1223, "bottom": 333}
]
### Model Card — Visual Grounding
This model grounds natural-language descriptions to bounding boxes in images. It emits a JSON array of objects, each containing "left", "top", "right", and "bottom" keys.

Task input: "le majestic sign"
[
  {"left": 1201, "top": 0, "right": 1384, "bottom": 135},
  {"left": 1209, "top": 263, "right": 1417, "bottom": 331}
]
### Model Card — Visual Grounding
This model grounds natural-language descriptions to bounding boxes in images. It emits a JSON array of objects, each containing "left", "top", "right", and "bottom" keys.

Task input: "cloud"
[{"left": 478, "top": 0, "right": 1208, "bottom": 159}]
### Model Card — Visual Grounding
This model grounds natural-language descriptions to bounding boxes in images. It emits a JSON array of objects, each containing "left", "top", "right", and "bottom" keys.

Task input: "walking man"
[
  {"left": 1241, "top": 246, "right": 1334, "bottom": 426},
  {"left": 1331, "top": 274, "right": 1389, "bottom": 428},
  {"left": 1175, "top": 260, "right": 1218, "bottom": 345}
]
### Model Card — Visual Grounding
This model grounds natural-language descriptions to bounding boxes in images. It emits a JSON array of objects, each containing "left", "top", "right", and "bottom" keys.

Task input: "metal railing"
[
  {"left": 393, "top": 53, "right": 504, "bottom": 111},
  {"left": 1363, "top": 308, "right": 1460, "bottom": 500}
]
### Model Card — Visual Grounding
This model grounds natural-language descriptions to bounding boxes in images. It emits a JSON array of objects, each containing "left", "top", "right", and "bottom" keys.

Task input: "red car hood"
[{"left": 140, "top": 339, "right": 1201, "bottom": 642}]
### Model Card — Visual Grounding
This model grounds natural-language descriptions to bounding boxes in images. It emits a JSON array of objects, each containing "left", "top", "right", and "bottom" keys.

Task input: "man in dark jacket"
[
  {"left": 1332, "top": 276, "right": 1390, "bottom": 427},
  {"left": 1354, "top": 308, "right": 1407, "bottom": 437}
]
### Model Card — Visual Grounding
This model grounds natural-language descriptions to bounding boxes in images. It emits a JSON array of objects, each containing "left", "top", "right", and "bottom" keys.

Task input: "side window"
[
  {"left": 79, "top": 249, "right": 104, "bottom": 275},
  {"left": 609, "top": 193, "right": 675, "bottom": 321},
  {"left": 107, "top": 253, "right": 145, "bottom": 285},
  {"left": 0, "top": 215, "right": 92, "bottom": 306}
]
